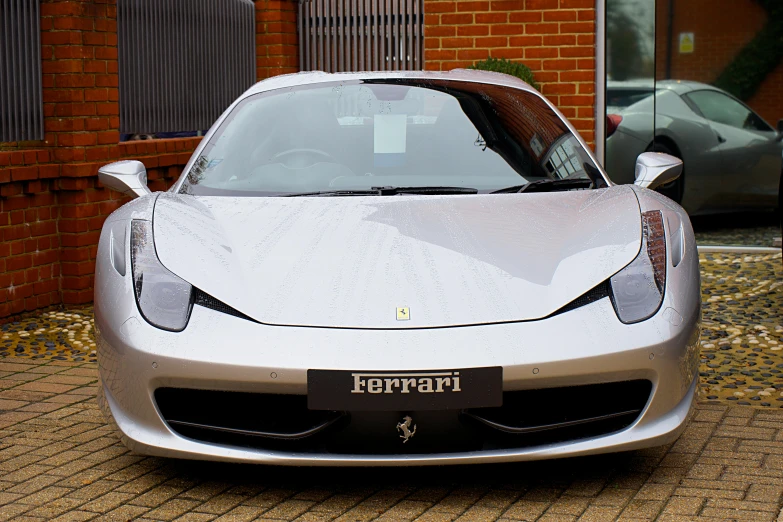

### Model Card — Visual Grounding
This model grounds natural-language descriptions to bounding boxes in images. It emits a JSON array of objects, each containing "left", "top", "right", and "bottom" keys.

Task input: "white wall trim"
[{"left": 595, "top": 0, "right": 606, "bottom": 166}]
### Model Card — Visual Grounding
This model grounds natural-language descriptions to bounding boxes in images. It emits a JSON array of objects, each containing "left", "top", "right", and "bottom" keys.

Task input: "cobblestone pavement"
[
  {"left": 1, "top": 252, "right": 783, "bottom": 521},
  {"left": 2, "top": 361, "right": 783, "bottom": 522}
]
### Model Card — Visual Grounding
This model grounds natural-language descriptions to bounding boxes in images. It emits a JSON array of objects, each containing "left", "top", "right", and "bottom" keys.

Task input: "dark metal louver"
[
  {"left": 117, "top": 0, "right": 256, "bottom": 135},
  {"left": 0, "top": 0, "right": 43, "bottom": 143},
  {"left": 298, "top": 0, "right": 423, "bottom": 73}
]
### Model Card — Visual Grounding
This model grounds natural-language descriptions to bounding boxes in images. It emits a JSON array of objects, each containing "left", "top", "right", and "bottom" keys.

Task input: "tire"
[{"left": 648, "top": 142, "right": 684, "bottom": 204}]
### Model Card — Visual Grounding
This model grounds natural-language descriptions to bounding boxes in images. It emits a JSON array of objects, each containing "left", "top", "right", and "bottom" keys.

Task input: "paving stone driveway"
[
  {"left": 1, "top": 252, "right": 782, "bottom": 521},
  {"left": 2, "top": 359, "right": 783, "bottom": 522}
]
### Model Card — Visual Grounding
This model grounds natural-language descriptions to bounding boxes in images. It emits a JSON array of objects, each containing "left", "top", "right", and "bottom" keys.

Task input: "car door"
[{"left": 682, "top": 89, "right": 781, "bottom": 209}]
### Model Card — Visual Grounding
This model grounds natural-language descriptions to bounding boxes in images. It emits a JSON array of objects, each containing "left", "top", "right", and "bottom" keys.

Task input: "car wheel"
[{"left": 648, "top": 142, "right": 684, "bottom": 204}]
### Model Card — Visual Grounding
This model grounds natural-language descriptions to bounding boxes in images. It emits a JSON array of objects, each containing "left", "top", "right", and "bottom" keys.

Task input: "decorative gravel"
[
  {"left": 1, "top": 252, "right": 782, "bottom": 408},
  {"left": 0, "top": 307, "right": 96, "bottom": 362},
  {"left": 699, "top": 251, "right": 783, "bottom": 407}
]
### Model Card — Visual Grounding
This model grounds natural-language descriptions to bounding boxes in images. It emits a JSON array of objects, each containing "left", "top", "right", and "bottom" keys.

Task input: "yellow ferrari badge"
[{"left": 396, "top": 307, "right": 410, "bottom": 321}]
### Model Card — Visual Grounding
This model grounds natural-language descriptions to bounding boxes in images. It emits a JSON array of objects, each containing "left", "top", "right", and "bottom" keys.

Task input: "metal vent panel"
[
  {"left": 117, "top": 0, "right": 256, "bottom": 135},
  {"left": 299, "top": 0, "right": 423, "bottom": 73},
  {"left": 0, "top": 0, "right": 43, "bottom": 143}
]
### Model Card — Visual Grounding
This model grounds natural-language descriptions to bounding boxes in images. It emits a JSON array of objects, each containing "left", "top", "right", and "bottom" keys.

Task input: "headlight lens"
[
  {"left": 130, "top": 220, "right": 193, "bottom": 331},
  {"left": 610, "top": 210, "right": 666, "bottom": 324}
]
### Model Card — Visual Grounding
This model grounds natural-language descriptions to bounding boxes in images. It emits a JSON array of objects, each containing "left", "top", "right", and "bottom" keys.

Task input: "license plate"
[{"left": 307, "top": 367, "right": 502, "bottom": 411}]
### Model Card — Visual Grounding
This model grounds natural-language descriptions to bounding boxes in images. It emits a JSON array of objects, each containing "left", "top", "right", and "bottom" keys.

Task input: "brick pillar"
[
  {"left": 255, "top": 0, "right": 300, "bottom": 81},
  {"left": 1, "top": 0, "right": 203, "bottom": 319},
  {"left": 41, "top": 0, "right": 123, "bottom": 305}
]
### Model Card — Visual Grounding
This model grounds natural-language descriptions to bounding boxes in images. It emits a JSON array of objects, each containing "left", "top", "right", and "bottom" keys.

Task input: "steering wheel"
[{"left": 271, "top": 148, "right": 337, "bottom": 168}]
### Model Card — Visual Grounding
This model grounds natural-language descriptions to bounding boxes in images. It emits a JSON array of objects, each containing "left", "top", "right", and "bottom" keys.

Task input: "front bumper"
[{"left": 96, "top": 291, "right": 700, "bottom": 466}]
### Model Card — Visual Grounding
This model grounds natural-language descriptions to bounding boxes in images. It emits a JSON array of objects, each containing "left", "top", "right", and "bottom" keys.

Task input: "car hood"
[{"left": 153, "top": 187, "right": 642, "bottom": 329}]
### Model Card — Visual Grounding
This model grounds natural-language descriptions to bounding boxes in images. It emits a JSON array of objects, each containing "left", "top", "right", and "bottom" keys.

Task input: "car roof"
[
  {"left": 607, "top": 78, "right": 724, "bottom": 95},
  {"left": 244, "top": 69, "right": 540, "bottom": 96},
  {"left": 655, "top": 79, "right": 723, "bottom": 94}
]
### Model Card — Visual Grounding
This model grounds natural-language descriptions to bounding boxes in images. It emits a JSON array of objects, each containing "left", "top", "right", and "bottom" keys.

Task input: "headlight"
[
  {"left": 130, "top": 220, "right": 193, "bottom": 331},
  {"left": 610, "top": 210, "right": 666, "bottom": 324}
]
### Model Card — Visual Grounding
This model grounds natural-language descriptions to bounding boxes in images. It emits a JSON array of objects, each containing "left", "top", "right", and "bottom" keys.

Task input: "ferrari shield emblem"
[{"left": 396, "top": 307, "right": 410, "bottom": 321}]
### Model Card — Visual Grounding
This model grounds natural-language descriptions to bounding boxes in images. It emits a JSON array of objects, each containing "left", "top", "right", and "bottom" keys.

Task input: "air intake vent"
[
  {"left": 549, "top": 281, "right": 612, "bottom": 317},
  {"left": 193, "top": 288, "right": 254, "bottom": 322}
]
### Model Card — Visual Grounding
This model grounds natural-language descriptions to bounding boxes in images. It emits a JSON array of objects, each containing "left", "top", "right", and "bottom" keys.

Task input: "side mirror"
[
  {"left": 98, "top": 160, "right": 151, "bottom": 199},
  {"left": 633, "top": 152, "right": 683, "bottom": 191}
]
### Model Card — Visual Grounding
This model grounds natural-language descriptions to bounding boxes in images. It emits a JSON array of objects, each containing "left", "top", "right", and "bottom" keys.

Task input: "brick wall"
[
  {"left": 1, "top": 0, "right": 300, "bottom": 320},
  {"left": 655, "top": 0, "right": 782, "bottom": 124},
  {"left": 423, "top": 0, "right": 597, "bottom": 145},
  {"left": 3, "top": 0, "right": 601, "bottom": 320}
]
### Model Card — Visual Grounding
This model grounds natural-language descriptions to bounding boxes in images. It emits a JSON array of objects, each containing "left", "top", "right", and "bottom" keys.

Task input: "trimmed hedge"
[{"left": 467, "top": 58, "right": 539, "bottom": 90}]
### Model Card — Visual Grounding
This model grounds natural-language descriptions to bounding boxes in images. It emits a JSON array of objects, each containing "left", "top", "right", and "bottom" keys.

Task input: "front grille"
[
  {"left": 463, "top": 379, "right": 652, "bottom": 448},
  {"left": 155, "top": 380, "right": 652, "bottom": 454},
  {"left": 155, "top": 388, "right": 345, "bottom": 448}
]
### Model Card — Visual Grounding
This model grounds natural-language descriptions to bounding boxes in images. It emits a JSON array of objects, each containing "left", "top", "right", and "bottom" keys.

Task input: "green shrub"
[{"left": 467, "top": 58, "right": 539, "bottom": 90}]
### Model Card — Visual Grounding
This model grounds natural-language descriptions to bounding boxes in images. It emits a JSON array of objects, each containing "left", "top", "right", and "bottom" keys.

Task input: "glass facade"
[{"left": 604, "top": 0, "right": 782, "bottom": 246}]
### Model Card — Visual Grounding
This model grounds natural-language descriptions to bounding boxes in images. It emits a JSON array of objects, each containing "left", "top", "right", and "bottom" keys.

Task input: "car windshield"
[{"left": 179, "top": 79, "right": 602, "bottom": 196}]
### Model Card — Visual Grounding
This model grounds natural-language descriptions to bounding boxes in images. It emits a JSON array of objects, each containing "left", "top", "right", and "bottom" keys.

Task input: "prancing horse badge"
[
  {"left": 396, "top": 307, "right": 410, "bottom": 321},
  {"left": 396, "top": 416, "right": 416, "bottom": 443}
]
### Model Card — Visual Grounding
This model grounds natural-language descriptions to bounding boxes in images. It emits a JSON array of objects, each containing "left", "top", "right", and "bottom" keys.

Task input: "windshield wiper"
[
  {"left": 283, "top": 186, "right": 478, "bottom": 197},
  {"left": 491, "top": 178, "right": 592, "bottom": 194},
  {"left": 282, "top": 189, "right": 378, "bottom": 197}
]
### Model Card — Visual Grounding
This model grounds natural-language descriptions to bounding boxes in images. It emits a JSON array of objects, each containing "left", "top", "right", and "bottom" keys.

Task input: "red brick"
[
  {"left": 526, "top": 47, "right": 559, "bottom": 58},
  {"left": 526, "top": 0, "right": 559, "bottom": 8},
  {"left": 457, "top": 2, "right": 490, "bottom": 12},
  {"left": 441, "top": 37, "right": 475, "bottom": 49},
  {"left": 490, "top": 24, "right": 526, "bottom": 35},
  {"left": 475, "top": 12, "right": 508, "bottom": 23},
  {"left": 509, "top": 11, "right": 542, "bottom": 22},
  {"left": 543, "top": 10, "right": 577, "bottom": 21},
  {"left": 524, "top": 23, "right": 560, "bottom": 34},
  {"left": 561, "top": 22, "right": 595, "bottom": 33},
  {"left": 457, "top": 25, "right": 489, "bottom": 37},
  {"left": 475, "top": 36, "right": 510, "bottom": 48},
  {"left": 490, "top": 1, "right": 525, "bottom": 11},
  {"left": 442, "top": 13, "right": 474, "bottom": 24},
  {"left": 426, "top": 1, "right": 457, "bottom": 12}
]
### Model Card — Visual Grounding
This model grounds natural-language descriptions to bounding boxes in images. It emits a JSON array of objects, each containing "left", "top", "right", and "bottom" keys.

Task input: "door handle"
[{"left": 716, "top": 133, "right": 726, "bottom": 144}]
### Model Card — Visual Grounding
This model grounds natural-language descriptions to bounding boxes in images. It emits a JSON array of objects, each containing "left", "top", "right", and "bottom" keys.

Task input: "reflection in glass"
[
  {"left": 604, "top": 0, "right": 782, "bottom": 228},
  {"left": 604, "top": 0, "right": 656, "bottom": 190},
  {"left": 650, "top": 0, "right": 782, "bottom": 219}
]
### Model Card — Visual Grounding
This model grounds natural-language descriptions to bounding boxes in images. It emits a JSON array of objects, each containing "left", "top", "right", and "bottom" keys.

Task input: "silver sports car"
[
  {"left": 95, "top": 70, "right": 701, "bottom": 466},
  {"left": 606, "top": 80, "right": 783, "bottom": 216}
]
